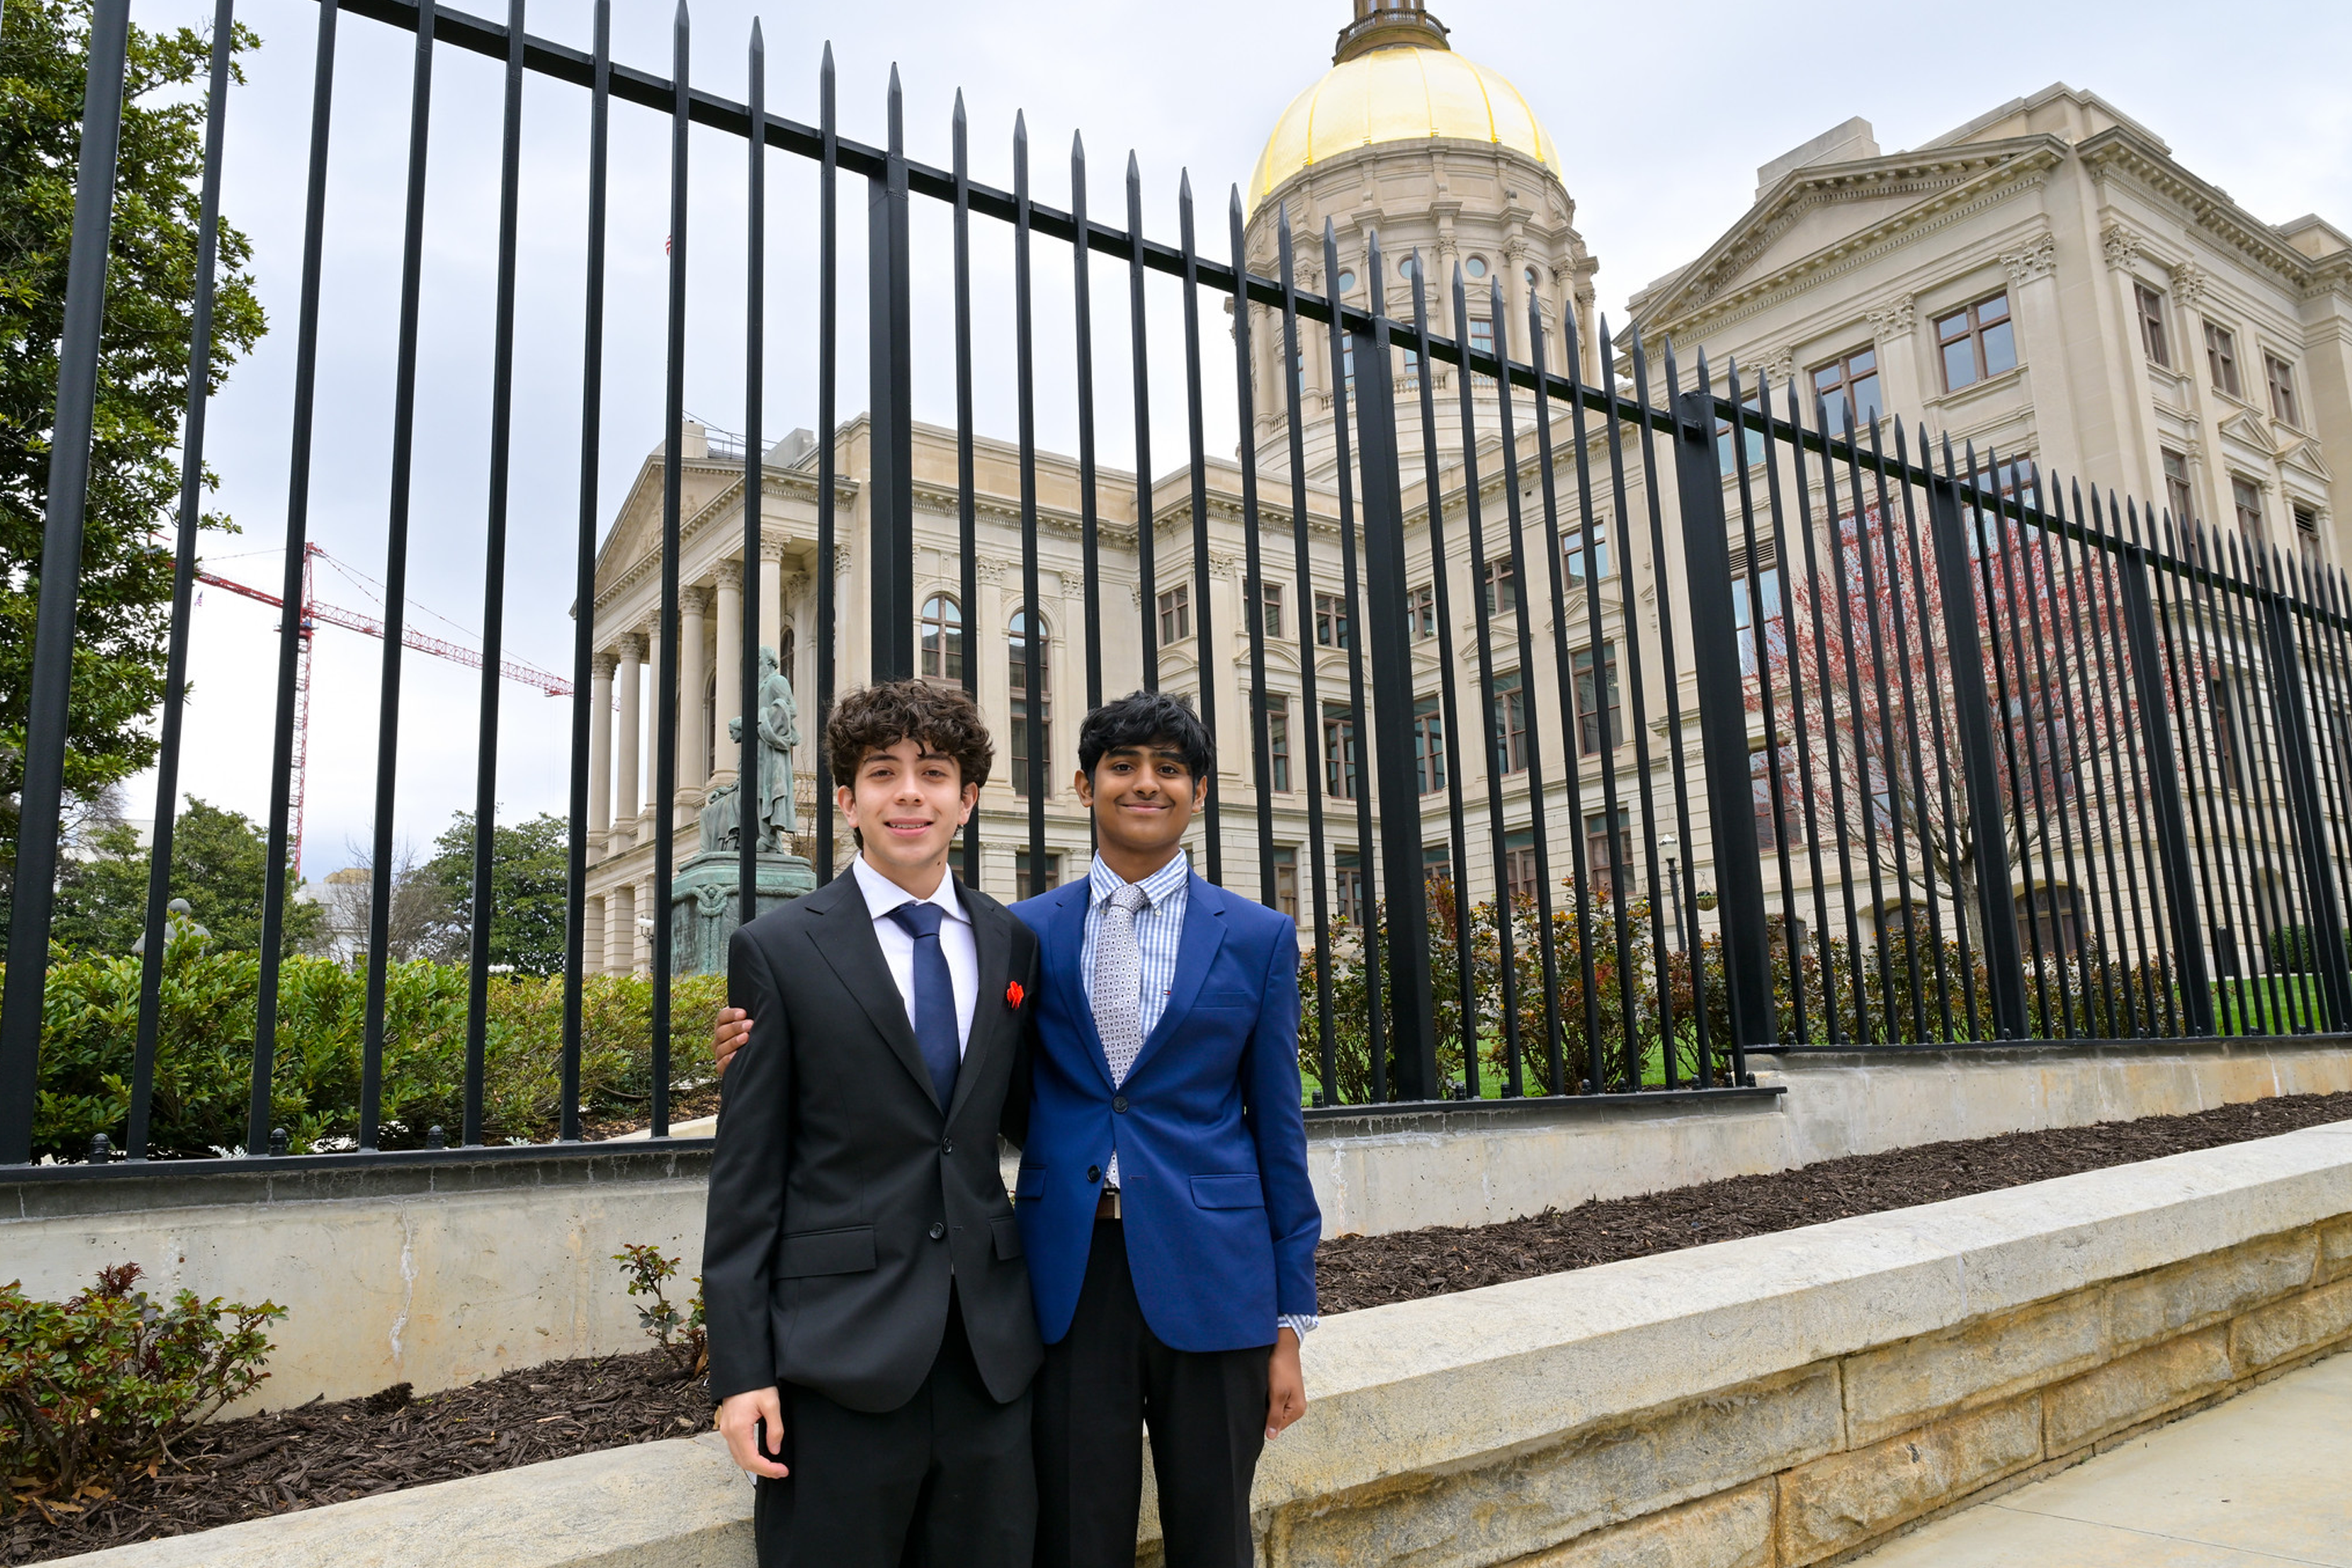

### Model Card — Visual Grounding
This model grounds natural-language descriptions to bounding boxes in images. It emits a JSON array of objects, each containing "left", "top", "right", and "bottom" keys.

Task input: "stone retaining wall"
[
  {"left": 55, "top": 1119, "right": 2352, "bottom": 1567},
  {"left": 5, "top": 1034, "right": 2347, "bottom": 1412}
]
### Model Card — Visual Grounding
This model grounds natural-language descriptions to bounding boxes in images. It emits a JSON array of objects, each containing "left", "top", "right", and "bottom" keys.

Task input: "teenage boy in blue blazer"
[{"left": 715, "top": 688, "right": 1319, "bottom": 1567}]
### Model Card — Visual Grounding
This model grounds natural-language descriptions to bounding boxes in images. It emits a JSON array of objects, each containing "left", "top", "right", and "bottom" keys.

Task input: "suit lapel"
[
  {"left": 805, "top": 872, "right": 936, "bottom": 1105},
  {"left": 1044, "top": 883, "right": 1118, "bottom": 1091},
  {"left": 1126, "top": 873, "right": 1226, "bottom": 1083},
  {"left": 945, "top": 881, "right": 1008, "bottom": 1130}
]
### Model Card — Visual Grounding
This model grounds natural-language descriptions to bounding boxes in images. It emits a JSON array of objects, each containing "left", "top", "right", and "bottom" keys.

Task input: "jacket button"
[
  {"left": 942, "top": 1138, "right": 955, "bottom": 1156},
  {"left": 1112, "top": 1095, "right": 1128, "bottom": 1113},
  {"left": 1087, "top": 1166, "right": 1102, "bottom": 1184},
  {"left": 928, "top": 1221, "right": 946, "bottom": 1241}
]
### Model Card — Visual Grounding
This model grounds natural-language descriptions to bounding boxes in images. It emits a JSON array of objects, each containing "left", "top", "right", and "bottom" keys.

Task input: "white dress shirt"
[{"left": 851, "top": 854, "right": 978, "bottom": 1054}]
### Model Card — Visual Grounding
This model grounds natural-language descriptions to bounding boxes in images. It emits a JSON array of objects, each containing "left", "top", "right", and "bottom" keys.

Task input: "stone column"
[
  {"left": 612, "top": 634, "right": 643, "bottom": 851},
  {"left": 635, "top": 875, "right": 655, "bottom": 975},
  {"left": 583, "top": 893, "right": 605, "bottom": 976},
  {"left": 759, "top": 541, "right": 786, "bottom": 662},
  {"left": 638, "top": 622, "right": 661, "bottom": 841},
  {"left": 711, "top": 561, "right": 743, "bottom": 790},
  {"left": 605, "top": 881, "right": 633, "bottom": 976},
  {"left": 589, "top": 652, "right": 616, "bottom": 851},
  {"left": 678, "top": 584, "right": 710, "bottom": 798}
]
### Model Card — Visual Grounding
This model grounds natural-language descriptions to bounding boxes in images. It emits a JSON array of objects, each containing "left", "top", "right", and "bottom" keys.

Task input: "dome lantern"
[{"left": 1333, "top": 0, "right": 1450, "bottom": 64}]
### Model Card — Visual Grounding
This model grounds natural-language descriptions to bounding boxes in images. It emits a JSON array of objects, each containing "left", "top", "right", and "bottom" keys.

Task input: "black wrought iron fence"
[{"left": 5, "top": 0, "right": 2350, "bottom": 1169}]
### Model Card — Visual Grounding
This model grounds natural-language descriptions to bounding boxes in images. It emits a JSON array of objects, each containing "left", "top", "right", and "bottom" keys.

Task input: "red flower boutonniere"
[{"left": 1006, "top": 981, "right": 1025, "bottom": 1011}]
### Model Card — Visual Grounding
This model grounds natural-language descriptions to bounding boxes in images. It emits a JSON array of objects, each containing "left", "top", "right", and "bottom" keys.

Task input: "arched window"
[
  {"left": 919, "top": 594, "right": 964, "bottom": 683},
  {"left": 1008, "top": 609, "right": 1051, "bottom": 797}
]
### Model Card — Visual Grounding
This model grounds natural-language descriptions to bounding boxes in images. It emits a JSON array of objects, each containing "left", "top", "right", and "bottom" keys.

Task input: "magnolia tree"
[{"left": 1742, "top": 473, "right": 2175, "bottom": 1017}]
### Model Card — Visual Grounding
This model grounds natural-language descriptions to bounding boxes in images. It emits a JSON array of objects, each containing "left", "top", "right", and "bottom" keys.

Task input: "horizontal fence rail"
[{"left": 5, "top": 0, "right": 2352, "bottom": 1171}]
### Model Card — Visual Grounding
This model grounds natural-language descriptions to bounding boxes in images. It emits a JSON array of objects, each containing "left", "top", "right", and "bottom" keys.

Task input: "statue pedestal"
[{"left": 669, "top": 850, "right": 817, "bottom": 977}]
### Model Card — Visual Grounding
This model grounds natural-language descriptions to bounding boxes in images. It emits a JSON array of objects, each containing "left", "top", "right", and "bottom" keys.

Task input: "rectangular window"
[
  {"left": 2135, "top": 284, "right": 2170, "bottom": 368},
  {"left": 1272, "top": 847, "right": 1298, "bottom": 920},
  {"left": 1261, "top": 691, "right": 1292, "bottom": 793},
  {"left": 2163, "top": 448, "right": 2194, "bottom": 526},
  {"left": 1399, "top": 347, "right": 1421, "bottom": 394},
  {"left": 1573, "top": 642, "right": 1621, "bottom": 757},
  {"left": 1584, "top": 811, "right": 1632, "bottom": 898},
  {"left": 1811, "top": 347, "right": 1882, "bottom": 434},
  {"left": 1468, "top": 316, "right": 1494, "bottom": 383},
  {"left": 1563, "top": 523, "right": 1610, "bottom": 584},
  {"left": 2205, "top": 321, "right": 2241, "bottom": 397},
  {"left": 1244, "top": 579, "right": 1283, "bottom": 639},
  {"left": 1323, "top": 703, "right": 1358, "bottom": 800},
  {"left": 2267, "top": 354, "right": 2300, "bottom": 427},
  {"left": 1716, "top": 392, "right": 1765, "bottom": 473},
  {"left": 1009, "top": 630, "right": 1048, "bottom": 799},
  {"left": 1936, "top": 292, "right": 2016, "bottom": 391},
  {"left": 1412, "top": 696, "right": 1446, "bottom": 794},
  {"left": 1482, "top": 553, "right": 1517, "bottom": 616},
  {"left": 2234, "top": 477, "right": 2263, "bottom": 537},
  {"left": 1156, "top": 583, "right": 1190, "bottom": 644},
  {"left": 1334, "top": 851, "right": 1364, "bottom": 926},
  {"left": 1491, "top": 671, "right": 1527, "bottom": 775},
  {"left": 1423, "top": 843, "right": 1453, "bottom": 890},
  {"left": 1732, "top": 566, "right": 1784, "bottom": 677},
  {"left": 1314, "top": 590, "right": 1350, "bottom": 648},
  {"left": 1016, "top": 850, "right": 1063, "bottom": 900},
  {"left": 2296, "top": 505, "right": 2321, "bottom": 552},
  {"left": 1407, "top": 583, "right": 1437, "bottom": 638},
  {"left": 1504, "top": 830, "right": 1540, "bottom": 906},
  {"left": 1752, "top": 744, "right": 1802, "bottom": 850}
]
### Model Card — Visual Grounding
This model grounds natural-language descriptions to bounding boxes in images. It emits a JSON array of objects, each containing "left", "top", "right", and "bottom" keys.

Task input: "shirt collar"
[
  {"left": 1087, "top": 848, "right": 1191, "bottom": 912},
  {"left": 851, "top": 854, "right": 969, "bottom": 925}
]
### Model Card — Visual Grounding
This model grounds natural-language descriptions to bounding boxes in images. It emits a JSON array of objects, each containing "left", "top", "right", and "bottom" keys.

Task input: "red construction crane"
[{"left": 194, "top": 542, "right": 572, "bottom": 879}]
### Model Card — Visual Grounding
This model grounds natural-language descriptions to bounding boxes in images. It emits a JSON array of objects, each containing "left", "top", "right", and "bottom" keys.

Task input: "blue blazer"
[{"left": 1010, "top": 872, "right": 1320, "bottom": 1351}]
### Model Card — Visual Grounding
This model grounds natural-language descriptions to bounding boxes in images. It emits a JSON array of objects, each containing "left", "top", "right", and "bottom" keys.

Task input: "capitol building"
[{"left": 575, "top": 0, "right": 2352, "bottom": 975}]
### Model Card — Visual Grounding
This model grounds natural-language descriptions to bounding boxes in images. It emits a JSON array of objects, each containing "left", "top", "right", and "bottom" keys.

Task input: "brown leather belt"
[{"left": 1094, "top": 1189, "right": 1122, "bottom": 1221}]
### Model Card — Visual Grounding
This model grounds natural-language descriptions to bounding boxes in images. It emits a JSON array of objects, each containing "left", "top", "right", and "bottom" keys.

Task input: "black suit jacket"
[{"left": 702, "top": 869, "right": 1044, "bottom": 1413}]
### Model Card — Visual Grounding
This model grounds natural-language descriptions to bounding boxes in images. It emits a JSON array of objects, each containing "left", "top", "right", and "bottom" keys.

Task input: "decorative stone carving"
[
  {"left": 1759, "top": 345, "right": 1796, "bottom": 387},
  {"left": 1865, "top": 294, "right": 1916, "bottom": 338},
  {"left": 592, "top": 651, "right": 619, "bottom": 679},
  {"left": 2172, "top": 260, "right": 2209, "bottom": 303},
  {"left": 2100, "top": 221, "right": 2144, "bottom": 270},
  {"left": 975, "top": 557, "right": 1007, "bottom": 586},
  {"left": 1998, "top": 232, "right": 2058, "bottom": 284}
]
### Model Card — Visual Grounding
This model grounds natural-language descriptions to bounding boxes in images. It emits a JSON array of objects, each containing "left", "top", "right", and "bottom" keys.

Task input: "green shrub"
[
  {"left": 5, "top": 925, "right": 727, "bottom": 1160},
  {"left": 612, "top": 1243, "right": 706, "bottom": 1380},
  {"left": 0, "top": 1263, "right": 283, "bottom": 1512}
]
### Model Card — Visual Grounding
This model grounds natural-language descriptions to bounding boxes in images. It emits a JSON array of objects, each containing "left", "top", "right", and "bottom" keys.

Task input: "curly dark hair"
[
  {"left": 1076, "top": 689, "right": 1212, "bottom": 782},
  {"left": 825, "top": 679, "right": 995, "bottom": 793}
]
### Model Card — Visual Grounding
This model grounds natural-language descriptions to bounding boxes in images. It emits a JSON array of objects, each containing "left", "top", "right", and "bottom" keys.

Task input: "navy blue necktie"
[{"left": 887, "top": 901, "right": 959, "bottom": 1112}]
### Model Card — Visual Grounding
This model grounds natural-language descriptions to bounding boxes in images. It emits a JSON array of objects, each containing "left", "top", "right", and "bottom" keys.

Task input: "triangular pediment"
[
  {"left": 2217, "top": 409, "right": 2276, "bottom": 455},
  {"left": 1634, "top": 138, "right": 2061, "bottom": 332},
  {"left": 2283, "top": 437, "right": 2334, "bottom": 484}
]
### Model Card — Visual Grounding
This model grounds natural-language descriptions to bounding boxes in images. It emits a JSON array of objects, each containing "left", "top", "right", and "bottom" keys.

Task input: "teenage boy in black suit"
[{"left": 703, "top": 680, "right": 1043, "bottom": 1568}]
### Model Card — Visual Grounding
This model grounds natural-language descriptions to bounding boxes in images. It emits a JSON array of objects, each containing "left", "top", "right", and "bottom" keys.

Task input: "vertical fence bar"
[
  {"left": 1014, "top": 118, "right": 1046, "bottom": 877},
  {"left": 358, "top": 0, "right": 439, "bottom": 1149},
  {"left": 1750, "top": 375, "right": 1812, "bottom": 1042},
  {"left": 2256, "top": 545, "right": 2323, "bottom": 1034},
  {"left": 2118, "top": 514, "right": 2212, "bottom": 1032},
  {"left": 1127, "top": 154, "right": 1158, "bottom": 691},
  {"left": 1926, "top": 441, "right": 2028, "bottom": 1036},
  {"left": 1073, "top": 138, "right": 1102, "bottom": 717},
  {"left": 247, "top": 0, "right": 339, "bottom": 1155},
  {"left": 1409, "top": 259, "right": 1479, "bottom": 1092},
  {"left": 1669, "top": 355, "right": 1769, "bottom": 1069},
  {"left": 867, "top": 69, "right": 912, "bottom": 683},
  {"left": 2186, "top": 524, "right": 2265, "bottom": 1029},
  {"left": 1276, "top": 212, "right": 1336, "bottom": 1100},
  {"left": 2034, "top": 481, "right": 2115, "bottom": 1033},
  {"left": 2212, "top": 534, "right": 2289, "bottom": 1032},
  {"left": 740, "top": 21, "right": 766, "bottom": 916},
  {"left": 2259, "top": 552, "right": 2352, "bottom": 1028},
  {"left": 2111, "top": 503, "right": 2177, "bottom": 1032},
  {"left": 1452, "top": 263, "right": 1523, "bottom": 1096},
  {"left": 1984, "top": 450, "right": 2064, "bottom": 1036},
  {"left": 561, "top": 0, "right": 611, "bottom": 1142},
  {"left": 1486, "top": 281, "right": 1570, "bottom": 1096},
  {"left": 1783, "top": 392, "right": 1853, "bottom": 1041},
  {"left": 0, "top": 0, "right": 132, "bottom": 1161},
  {"left": 1323, "top": 221, "right": 1384, "bottom": 1098},
  {"left": 129, "top": 0, "right": 238, "bottom": 1160},
  {"left": 1232, "top": 193, "right": 1276, "bottom": 907},
  {"left": 1811, "top": 396, "right": 1874, "bottom": 1039},
  {"left": 1840, "top": 428, "right": 1899, "bottom": 1034},
  {"left": 1178, "top": 175, "right": 1222, "bottom": 884},
  {"left": 2087, "top": 488, "right": 2161, "bottom": 1032},
  {"left": 1356, "top": 238, "right": 1436, "bottom": 1099},
  {"left": 1886, "top": 423, "right": 1958, "bottom": 1038},
  {"left": 648, "top": 2, "right": 690, "bottom": 1138},
  {"left": 1864, "top": 420, "right": 1933, "bottom": 1039},
  {"left": 813, "top": 45, "right": 837, "bottom": 884},
  {"left": 462, "top": 0, "right": 526, "bottom": 1147},
  {"left": 2151, "top": 517, "right": 2227, "bottom": 1034}
]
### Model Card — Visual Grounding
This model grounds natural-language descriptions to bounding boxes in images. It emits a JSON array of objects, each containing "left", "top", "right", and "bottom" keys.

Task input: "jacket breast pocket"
[
  {"left": 991, "top": 1215, "right": 1024, "bottom": 1260},
  {"left": 1190, "top": 1174, "right": 1265, "bottom": 1210},
  {"left": 1014, "top": 1165, "right": 1046, "bottom": 1200},
  {"left": 1193, "top": 989, "right": 1255, "bottom": 1012},
  {"left": 778, "top": 1223, "right": 876, "bottom": 1277}
]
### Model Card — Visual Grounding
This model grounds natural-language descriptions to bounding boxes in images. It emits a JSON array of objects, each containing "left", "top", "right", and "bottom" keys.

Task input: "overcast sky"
[{"left": 113, "top": 0, "right": 2352, "bottom": 880}]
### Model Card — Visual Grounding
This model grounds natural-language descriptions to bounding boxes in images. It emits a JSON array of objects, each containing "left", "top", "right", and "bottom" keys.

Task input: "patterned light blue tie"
[
  {"left": 887, "top": 902, "right": 958, "bottom": 1112},
  {"left": 1093, "top": 882, "right": 1152, "bottom": 1186}
]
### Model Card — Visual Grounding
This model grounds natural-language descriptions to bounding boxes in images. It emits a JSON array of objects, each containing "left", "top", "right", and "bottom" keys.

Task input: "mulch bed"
[
  {"left": 2, "top": 1350, "right": 715, "bottom": 1565},
  {"left": 1316, "top": 1087, "right": 2352, "bottom": 1312},
  {"left": 11, "top": 1089, "right": 2351, "bottom": 1563}
]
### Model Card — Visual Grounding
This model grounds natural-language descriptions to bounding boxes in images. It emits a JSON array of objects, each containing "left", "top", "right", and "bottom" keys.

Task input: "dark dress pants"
[
  {"left": 1034, "top": 1219, "right": 1270, "bottom": 1568},
  {"left": 752, "top": 1287, "right": 1033, "bottom": 1568}
]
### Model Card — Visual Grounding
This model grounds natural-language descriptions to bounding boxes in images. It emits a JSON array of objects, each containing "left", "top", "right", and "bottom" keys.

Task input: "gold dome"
[{"left": 1245, "top": 44, "right": 1564, "bottom": 216}]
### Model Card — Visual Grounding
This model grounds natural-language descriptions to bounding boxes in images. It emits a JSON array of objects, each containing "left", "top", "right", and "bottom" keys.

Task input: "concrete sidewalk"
[{"left": 1853, "top": 1350, "right": 2352, "bottom": 1566}]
